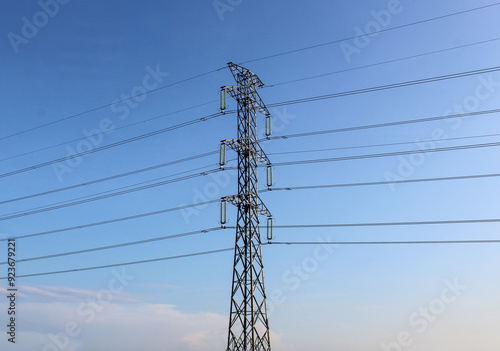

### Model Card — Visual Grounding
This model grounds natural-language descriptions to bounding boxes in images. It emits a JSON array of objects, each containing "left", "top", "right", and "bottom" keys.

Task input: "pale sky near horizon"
[{"left": 1, "top": 0, "right": 500, "bottom": 350}]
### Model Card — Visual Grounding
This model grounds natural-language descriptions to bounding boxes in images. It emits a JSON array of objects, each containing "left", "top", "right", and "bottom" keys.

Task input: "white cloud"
[
  {"left": 3, "top": 331, "right": 83, "bottom": 351},
  {"left": 0, "top": 283, "right": 293, "bottom": 351},
  {"left": 3, "top": 282, "right": 498, "bottom": 351}
]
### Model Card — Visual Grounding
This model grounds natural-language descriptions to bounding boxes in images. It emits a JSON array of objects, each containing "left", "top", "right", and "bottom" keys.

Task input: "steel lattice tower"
[{"left": 220, "top": 62, "right": 272, "bottom": 351}]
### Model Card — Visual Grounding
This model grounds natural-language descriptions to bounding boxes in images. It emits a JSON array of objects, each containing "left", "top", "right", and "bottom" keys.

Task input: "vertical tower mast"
[{"left": 220, "top": 62, "right": 272, "bottom": 351}]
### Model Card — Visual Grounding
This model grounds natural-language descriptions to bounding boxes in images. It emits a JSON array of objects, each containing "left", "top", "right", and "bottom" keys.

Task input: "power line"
[
  {"left": 0, "top": 99, "right": 218, "bottom": 163},
  {"left": 272, "top": 219, "right": 500, "bottom": 228},
  {"left": 3, "top": 110, "right": 498, "bottom": 208},
  {"left": 16, "top": 130, "right": 496, "bottom": 207},
  {"left": 0, "top": 69, "right": 226, "bottom": 142},
  {"left": 5, "top": 65, "right": 499, "bottom": 180},
  {"left": 0, "top": 169, "right": 222, "bottom": 222},
  {"left": 0, "top": 111, "right": 229, "bottom": 179},
  {"left": 4, "top": 3, "right": 496, "bottom": 143},
  {"left": 0, "top": 199, "right": 221, "bottom": 242},
  {"left": 30, "top": 220, "right": 496, "bottom": 263},
  {"left": 262, "top": 107, "right": 500, "bottom": 142},
  {"left": 4, "top": 38, "right": 496, "bottom": 164},
  {"left": 2, "top": 161, "right": 236, "bottom": 220},
  {"left": 4, "top": 137, "right": 496, "bottom": 220},
  {"left": 1, "top": 163, "right": 218, "bottom": 219},
  {"left": 7, "top": 115, "right": 499, "bottom": 205},
  {"left": 1, "top": 247, "right": 234, "bottom": 279},
  {"left": 267, "top": 132, "right": 500, "bottom": 156},
  {"left": 8, "top": 130, "right": 496, "bottom": 205},
  {"left": 5, "top": 215, "right": 499, "bottom": 244},
  {"left": 262, "top": 172, "right": 500, "bottom": 192},
  {"left": 271, "top": 141, "right": 500, "bottom": 168},
  {"left": 0, "top": 151, "right": 218, "bottom": 205},
  {"left": 267, "top": 239, "right": 500, "bottom": 245},
  {"left": 3, "top": 3, "right": 498, "bottom": 143},
  {"left": 267, "top": 65, "right": 500, "bottom": 108},
  {"left": 3, "top": 137, "right": 498, "bottom": 214},
  {"left": 266, "top": 37, "right": 500, "bottom": 87},
  {"left": 0, "top": 227, "right": 224, "bottom": 265},
  {"left": 5, "top": 234, "right": 498, "bottom": 279},
  {"left": 241, "top": 2, "right": 500, "bottom": 64},
  {"left": 2, "top": 103, "right": 497, "bottom": 225},
  {"left": 4, "top": 109, "right": 499, "bottom": 210}
]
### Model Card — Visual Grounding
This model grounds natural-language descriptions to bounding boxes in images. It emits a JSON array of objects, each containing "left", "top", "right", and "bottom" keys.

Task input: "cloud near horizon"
[{"left": 1, "top": 283, "right": 293, "bottom": 351}]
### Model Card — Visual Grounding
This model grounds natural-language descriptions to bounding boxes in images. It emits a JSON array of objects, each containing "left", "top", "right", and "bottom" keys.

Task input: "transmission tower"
[{"left": 219, "top": 62, "right": 273, "bottom": 351}]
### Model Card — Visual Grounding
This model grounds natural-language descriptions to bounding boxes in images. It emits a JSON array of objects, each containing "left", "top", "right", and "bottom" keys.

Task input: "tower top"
[{"left": 227, "top": 62, "right": 265, "bottom": 88}]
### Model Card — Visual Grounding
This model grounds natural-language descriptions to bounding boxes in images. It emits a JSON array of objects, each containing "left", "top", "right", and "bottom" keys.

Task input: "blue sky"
[{"left": 1, "top": 0, "right": 500, "bottom": 350}]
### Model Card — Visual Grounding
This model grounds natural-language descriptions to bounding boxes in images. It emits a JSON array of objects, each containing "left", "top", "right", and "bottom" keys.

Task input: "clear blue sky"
[{"left": 1, "top": 0, "right": 500, "bottom": 350}]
